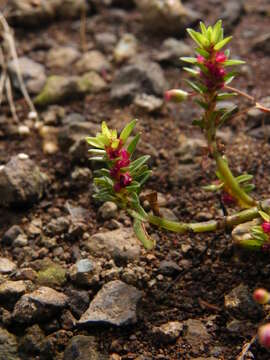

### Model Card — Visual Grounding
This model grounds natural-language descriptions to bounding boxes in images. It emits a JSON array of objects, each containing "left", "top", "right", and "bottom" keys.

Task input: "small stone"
[
  {"left": 224, "top": 283, "right": 263, "bottom": 320},
  {"left": 159, "top": 208, "right": 178, "bottom": 221},
  {"left": 135, "top": 0, "right": 199, "bottom": 34},
  {"left": 12, "top": 286, "right": 68, "bottom": 324},
  {"left": 47, "top": 46, "right": 80, "bottom": 68},
  {"left": 64, "top": 335, "right": 109, "bottom": 360},
  {"left": 66, "top": 288, "right": 90, "bottom": 318},
  {"left": 158, "top": 260, "right": 181, "bottom": 276},
  {"left": 252, "top": 33, "right": 270, "bottom": 55},
  {"left": 134, "top": 94, "right": 163, "bottom": 113},
  {"left": 226, "top": 319, "right": 254, "bottom": 337},
  {"left": 69, "top": 258, "right": 100, "bottom": 287},
  {"left": 0, "top": 280, "right": 29, "bottom": 307},
  {"left": 37, "top": 263, "right": 67, "bottom": 287},
  {"left": 46, "top": 216, "right": 70, "bottom": 235},
  {"left": 114, "top": 33, "right": 138, "bottom": 63},
  {"left": 2, "top": 225, "right": 23, "bottom": 245},
  {"left": 85, "top": 228, "right": 141, "bottom": 262},
  {"left": 78, "top": 280, "right": 142, "bottom": 326},
  {"left": 184, "top": 319, "right": 211, "bottom": 347},
  {"left": 175, "top": 134, "right": 206, "bottom": 163},
  {"left": 0, "top": 327, "right": 19, "bottom": 360},
  {"left": 111, "top": 59, "right": 167, "bottom": 103},
  {"left": 77, "top": 71, "right": 107, "bottom": 94},
  {"left": 0, "top": 155, "right": 47, "bottom": 207},
  {"left": 0, "top": 258, "right": 16, "bottom": 274},
  {"left": 98, "top": 201, "right": 118, "bottom": 220},
  {"left": 155, "top": 38, "right": 192, "bottom": 65},
  {"left": 75, "top": 50, "right": 111, "bottom": 74},
  {"left": 13, "top": 234, "right": 28, "bottom": 247},
  {"left": 95, "top": 32, "right": 117, "bottom": 53},
  {"left": 71, "top": 167, "right": 92, "bottom": 188},
  {"left": 8, "top": 57, "right": 46, "bottom": 94},
  {"left": 18, "top": 125, "right": 30, "bottom": 136},
  {"left": 61, "top": 310, "right": 77, "bottom": 330},
  {"left": 152, "top": 321, "right": 183, "bottom": 344},
  {"left": 19, "top": 324, "right": 45, "bottom": 357}
]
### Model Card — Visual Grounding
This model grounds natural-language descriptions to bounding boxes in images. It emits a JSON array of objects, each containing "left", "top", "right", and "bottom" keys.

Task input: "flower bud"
[
  {"left": 164, "top": 89, "right": 189, "bottom": 103},
  {"left": 258, "top": 323, "right": 270, "bottom": 348},
  {"left": 253, "top": 288, "right": 270, "bottom": 305},
  {"left": 262, "top": 222, "right": 270, "bottom": 234}
]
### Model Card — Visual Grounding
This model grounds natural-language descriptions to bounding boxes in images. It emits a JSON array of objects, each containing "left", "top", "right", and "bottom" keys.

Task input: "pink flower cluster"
[
  {"left": 106, "top": 144, "right": 132, "bottom": 192},
  {"left": 262, "top": 222, "right": 270, "bottom": 234},
  {"left": 197, "top": 51, "right": 227, "bottom": 91}
]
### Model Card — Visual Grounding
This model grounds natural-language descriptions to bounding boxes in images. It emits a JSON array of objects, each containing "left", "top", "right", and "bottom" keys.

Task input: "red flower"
[
  {"left": 197, "top": 55, "right": 204, "bottom": 63},
  {"left": 221, "top": 192, "right": 235, "bottom": 205},
  {"left": 259, "top": 324, "right": 270, "bottom": 348},
  {"left": 215, "top": 51, "right": 227, "bottom": 63},
  {"left": 120, "top": 173, "right": 132, "bottom": 187}
]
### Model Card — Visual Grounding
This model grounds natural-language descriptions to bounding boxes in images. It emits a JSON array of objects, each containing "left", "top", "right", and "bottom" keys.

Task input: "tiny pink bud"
[
  {"left": 215, "top": 51, "right": 227, "bottom": 63},
  {"left": 262, "top": 222, "right": 270, "bottom": 234},
  {"left": 258, "top": 324, "right": 270, "bottom": 348},
  {"left": 197, "top": 55, "right": 204, "bottom": 63},
  {"left": 222, "top": 192, "right": 235, "bottom": 205},
  {"left": 119, "top": 173, "right": 132, "bottom": 187},
  {"left": 253, "top": 288, "right": 270, "bottom": 305},
  {"left": 164, "top": 89, "right": 189, "bottom": 103}
]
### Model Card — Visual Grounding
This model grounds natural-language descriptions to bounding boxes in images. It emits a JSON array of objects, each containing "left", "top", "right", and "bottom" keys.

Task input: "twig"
[
  {"left": 5, "top": 75, "right": 18, "bottom": 122},
  {"left": 236, "top": 335, "right": 257, "bottom": 360}
]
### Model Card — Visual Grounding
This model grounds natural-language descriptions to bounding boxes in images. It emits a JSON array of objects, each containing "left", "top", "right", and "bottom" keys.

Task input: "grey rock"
[
  {"left": 69, "top": 258, "right": 101, "bottom": 287},
  {"left": 158, "top": 260, "right": 181, "bottom": 276},
  {"left": 2, "top": 225, "right": 23, "bottom": 245},
  {"left": 85, "top": 228, "right": 141, "bottom": 262},
  {"left": 71, "top": 167, "right": 92, "bottom": 188},
  {"left": 78, "top": 280, "right": 142, "bottom": 326},
  {"left": 249, "top": 125, "right": 270, "bottom": 140},
  {"left": 46, "top": 216, "right": 70, "bottom": 235},
  {"left": 12, "top": 286, "right": 68, "bottom": 324},
  {"left": 111, "top": 59, "right": 167, "bottom": 103},
  {"left": 155, "top": 38, "right": 192, "bottom": 65},
  {"left": 114, "top": 33, "right": 138, "bottom": 63},
  {"left": 0, "top": 258, "right": 16, "bottom": 274},
  {"left": 75, "top": 50, "right": 111, "bottom": 74},
  {"left": 8, "top": 57, "right": 46, "bottom": 94},
  {"left": 175, "top": 134, "right": 206, "bottom": 163},
  {"left": 224, "top": 283, "right": 263, "bottom": 320},
  {"left": 19, "top": 324, "right": 45, "bottom": 357},
  {"left": 0, "top": 154, "right": 47, "bottom": 207},
  {"left": 0, "top": 327, "right": 19, "bottom": 360},
  {"left": 252, "top": 33, "right": 270, "bottom": 55},
  {"left": 221, "top": 0, "right": 243, "bottom": 30},
  {"left": 226, "top": 319, "right": 254, "bottom": 337},
  {"left": 64, "top": 335, "right": 109, "bottom": 360},
  {"left": 171, "top": 163, "right": 201, "bottom": 186},
  {"left": 135, "top": 0, "right": 199, "bottom": 34},
  {"left": 134, "top": 93, "right": 163, "bottom": 113},
  {"left": 47, "top": 46, "right": 80, "bottom": 68},
  {"left": 152, "top": 321, "right": 183, "bottom": 343},
  {"left": 7, "top": 0, "right": 88, "bottom": 26},
  {"left": 0, "top": 280, "right": 29, "bottom": 307},
  {"left": 95, "top": 32, "right": 117, "bottom": 53},
  {"left": 184, "top": 319, "right": 211, "bottom": 347},
  {"left": 159, "top": 208, "right": 178, "bottom": 221},
  {"left": 66, "top": 288, "right": 90, "bottom": 317},
  {"left": 77, "top": 71, "right": 107, "bottom": 93},
  {"left": 98, "top": 201, "right": 118, "bottom": 220},
  {"left": 13, "top": 234, "right": 28, "bottom": 247}
]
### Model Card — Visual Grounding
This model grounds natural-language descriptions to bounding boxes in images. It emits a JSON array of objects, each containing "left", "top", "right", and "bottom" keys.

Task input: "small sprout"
[
  {"left": 258, "top": 323, "right": 270, "bottom": 349},
  {"left": 253, "top": 288, "right": 270, "bottom": 305}
]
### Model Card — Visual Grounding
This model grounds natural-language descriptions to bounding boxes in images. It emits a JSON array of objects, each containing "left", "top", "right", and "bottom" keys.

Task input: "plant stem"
[{"left": 148, "top": 199, "right": 270, "bottom": 234}]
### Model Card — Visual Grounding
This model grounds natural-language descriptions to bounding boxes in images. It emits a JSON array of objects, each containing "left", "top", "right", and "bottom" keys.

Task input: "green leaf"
[
  {"left": 211, "top": 19, "right": 222, "bottom": 44},
  {"left": 185, "top": 79, "right": 207, "bottom": 94},
  {"left": 216, "top": 92, "right": 237, "bottom": 100},
  {"left": 127, "top": 134, "right": 140, "bottom": 156},
  {"left": 224, "top": 49, "right": 230, "bottom": 58},
  {"left": 202, "top": 182, "right": 224, "bottom": 192},
  {"left": 243, "top": 183, "right": 255, "bottom": 193},
  {"left": 199, "top": 21, "right": 207, "bottom": 36},
  {"left": 236, "top": 174, "right": 253, "bottom": 184},
  {"left": 259, "top": 211, "right": 270, "bottom": 222},
  {"left": 194, "top": 99, "right": 209, "bottom": 110},
  {"left": 133, "top": 219, "right": 155, "bottom": 250},
  {"left": 218, "top": 105, "right": 238, "bottom": 127},
  {"left": 187, "top": 29, "right": 209, "bottom": 47},
  {"left": 101, "top": 121, "right": 111, "bottom": 138},
  {"left": 224, "top": 72, "right": 236, "bottom": 85},
  {"left": 88, "top": 149, "right": 106, "bottom": 155},
  {"left": 192, "top": 119, "right": 204, "bottom": 129},
  {"left": 127, "top": 209, "right": 146, "bottom": 222},
  {"left": 120, "top": 119, "right": 137, "bottom": 143},
  {"left": 90, "top": 156, "right": 105, "bottom": 162},
  {"left": 129, "top": 155, "right": 150, "bottom": 171},
  {"left": 126, "top": 183, "right": 141, "bottom": 192},
  {"left": 138, "top": 170, "right": 152, "bottom": 186},
  {"left": 183, "top": 67, "right": 199, "bottom": 76},
  {"left": 195, "top": 47, "right": 209, "bottom": 58},
  {"left": 206, "top": 26, "right": 213, "bottom": 42},
  {"left": 224, "top": 59, "right": 245, "bottom": 66},
  {"left": 214, "top": 36, "right": 233, "bottom": 50},
  {"left": 85, "top": 137, "right": 104, "bottom": 149},
  {"left": 180, "top": 57, "right": 198, "bottom": 64}
]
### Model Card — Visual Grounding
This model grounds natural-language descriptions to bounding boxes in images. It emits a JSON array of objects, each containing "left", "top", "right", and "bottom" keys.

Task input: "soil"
[{"left": 1, "top": 0, "right": 270, "bottom": 359}]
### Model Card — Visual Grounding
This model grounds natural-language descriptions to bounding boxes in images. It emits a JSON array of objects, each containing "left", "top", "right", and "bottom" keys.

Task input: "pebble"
[{"left": 0, "top": 257, "right": 16, "bottom": 274}]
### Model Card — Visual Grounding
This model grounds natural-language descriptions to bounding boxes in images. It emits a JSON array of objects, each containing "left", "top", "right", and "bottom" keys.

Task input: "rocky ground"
[{"left": 0, "top": 0, "right": 270, "bottom": 359}]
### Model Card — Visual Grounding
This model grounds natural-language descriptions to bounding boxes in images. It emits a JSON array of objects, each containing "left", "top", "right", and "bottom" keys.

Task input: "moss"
[{"left": 37, "top": 264, "right": 66, "bottom": 287}]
